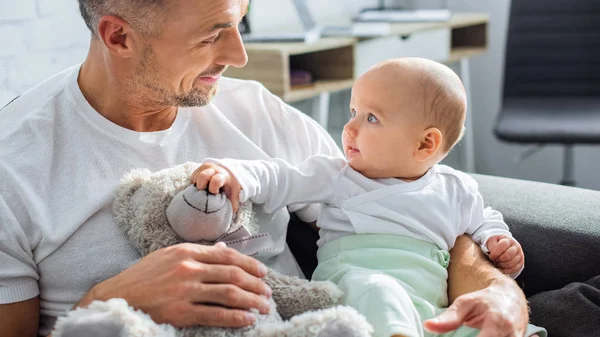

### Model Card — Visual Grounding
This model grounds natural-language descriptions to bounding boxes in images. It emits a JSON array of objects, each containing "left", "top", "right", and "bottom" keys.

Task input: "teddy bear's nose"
[{"left": 186, "top": 187, "right": 227, "bottom": 213}]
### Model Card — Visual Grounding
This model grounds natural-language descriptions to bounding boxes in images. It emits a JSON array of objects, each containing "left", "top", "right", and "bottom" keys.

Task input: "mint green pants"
[{"left": 312, "top": 234, "right": 547, "bottom": 337}]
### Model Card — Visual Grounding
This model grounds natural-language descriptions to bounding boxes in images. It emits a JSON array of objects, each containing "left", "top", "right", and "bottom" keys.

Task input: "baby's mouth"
[{"left": 347, "top": 146, "right": 360, "bottom": 155}]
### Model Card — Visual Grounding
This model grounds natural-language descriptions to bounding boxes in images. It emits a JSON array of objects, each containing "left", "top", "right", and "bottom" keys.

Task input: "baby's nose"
[{"left": 344, "top": 125, "right": 357, "bottom": 137}]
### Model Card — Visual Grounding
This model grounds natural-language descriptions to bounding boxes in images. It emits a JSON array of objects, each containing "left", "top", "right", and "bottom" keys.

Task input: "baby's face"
[{"left": 343, "top": 72, "right": 424, "bottom": 179}]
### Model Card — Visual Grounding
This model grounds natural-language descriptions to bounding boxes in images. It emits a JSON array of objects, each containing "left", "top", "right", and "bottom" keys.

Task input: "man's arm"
[
  {"left": 1, "top": 243, "right": 273, "bottom": 336},
  {"left": 425, "top": 235, "right": 530, "bottom": 336},
  {"left": 0, "top": 297, "right": 39, "bottom": 337},
  {"left": 447, "top": 235, "right": 521, "bottom": 302}
]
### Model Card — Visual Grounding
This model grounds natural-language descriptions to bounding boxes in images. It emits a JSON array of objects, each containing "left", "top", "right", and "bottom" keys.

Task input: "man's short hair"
[{"left": 77, "top": 0, "right": 168, "bottom": 37}]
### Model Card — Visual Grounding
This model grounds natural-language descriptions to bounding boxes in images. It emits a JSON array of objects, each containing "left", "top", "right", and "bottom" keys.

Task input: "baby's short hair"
[{"left": 418, "top": 60, "right": 467, "bottom": 153}]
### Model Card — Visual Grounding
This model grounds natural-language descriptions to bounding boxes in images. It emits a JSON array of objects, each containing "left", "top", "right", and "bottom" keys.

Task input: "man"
[{"left": 0, "top": 0, "right": 535, "bottom": 336}]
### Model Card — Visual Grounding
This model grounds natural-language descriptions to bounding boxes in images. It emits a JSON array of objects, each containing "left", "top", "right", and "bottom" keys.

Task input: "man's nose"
[{"left": 215, "top": 29, "right": 248, "bottom": 68}]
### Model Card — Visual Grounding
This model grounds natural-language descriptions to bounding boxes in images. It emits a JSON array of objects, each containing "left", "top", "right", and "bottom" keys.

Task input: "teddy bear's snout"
[
  {"left": 185, "top": 187, "right": 227, "bottom": 213},
  {"left": 166, "top": 185, "right": 233, "bottom": 242}
]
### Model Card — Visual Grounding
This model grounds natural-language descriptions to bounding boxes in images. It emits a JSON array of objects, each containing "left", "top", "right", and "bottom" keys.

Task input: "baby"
[{"left": 190, "top": 58, "right": 545, "bottom": 337}]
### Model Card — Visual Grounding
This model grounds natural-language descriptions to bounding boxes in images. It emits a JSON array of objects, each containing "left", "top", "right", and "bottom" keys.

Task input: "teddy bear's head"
[{"left": 112, "top": 163, "right": 255, "bottom": 257}]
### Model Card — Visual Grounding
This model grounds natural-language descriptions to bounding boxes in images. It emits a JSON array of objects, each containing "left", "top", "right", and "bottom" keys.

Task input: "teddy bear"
[{"left": 51, "top": 162, "right": 373, "bottom": 337}]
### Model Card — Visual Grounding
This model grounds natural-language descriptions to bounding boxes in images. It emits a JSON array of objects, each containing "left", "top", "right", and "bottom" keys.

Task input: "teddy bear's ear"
[
  {"left": 113, "top": 168, "right": 153, "bottom": 223},
  {"left": 113, "top": 169, "right": 155, "bottom": 254},
  {"left": 113, "top": 164, "right": 202, "bottom": 256}
]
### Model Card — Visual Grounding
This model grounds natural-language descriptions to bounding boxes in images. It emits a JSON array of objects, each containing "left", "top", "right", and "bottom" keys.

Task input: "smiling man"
[{"left": 0, "top": 1, "right": 536, "bottom": 336}]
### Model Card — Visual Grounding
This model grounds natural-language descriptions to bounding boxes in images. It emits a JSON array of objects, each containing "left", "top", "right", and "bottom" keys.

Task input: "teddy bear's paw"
[
  {"left": 179, "top": 325, "right": 256, "bottom": 337},
  {"left": 52, "top": 298, "right": 177, "bottom": 337},
  {"left": 266, "top": 270, "right": 343, "bottom": 319},
  {"left": 179, "top": 303, "right": 284, "bottom": 337},
  {"left": 250, "top": 305, "right": 372, "bottom": 337},
  {"left": 314, "top": 306, "right": 373, "bottom": 337}
]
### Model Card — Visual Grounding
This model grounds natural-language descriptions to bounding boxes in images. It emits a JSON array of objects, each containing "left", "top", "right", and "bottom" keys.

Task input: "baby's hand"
[
  {"left": 486, "top": 235, "right": 524, "bottom": 276},
  {"left": 190, "top": 163, "right": 241, "bottom": 212}
]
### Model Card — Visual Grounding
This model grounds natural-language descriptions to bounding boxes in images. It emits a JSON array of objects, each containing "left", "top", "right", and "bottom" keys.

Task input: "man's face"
[{"left": 129, "top": 0, "right": 249, "bottom": 107}]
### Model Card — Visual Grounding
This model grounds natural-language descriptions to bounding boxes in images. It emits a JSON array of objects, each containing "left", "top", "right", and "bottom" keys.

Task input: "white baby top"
[{"left": 206, "top": 155, "right": 514, "bottom": 252}]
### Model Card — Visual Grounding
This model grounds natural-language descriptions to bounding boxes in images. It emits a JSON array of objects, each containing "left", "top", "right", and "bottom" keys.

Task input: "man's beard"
[{"left": 130, "top": 47, "right": 226, "bottom": 107}]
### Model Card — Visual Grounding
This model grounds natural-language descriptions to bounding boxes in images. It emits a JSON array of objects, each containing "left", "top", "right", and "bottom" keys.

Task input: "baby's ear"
[{"left": 415, "top": 127, "right": 443, "bottom": 162}]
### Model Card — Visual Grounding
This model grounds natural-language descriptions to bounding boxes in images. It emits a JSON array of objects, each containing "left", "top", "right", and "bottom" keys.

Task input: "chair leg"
[{"left": 560, "top": 145, "right": 576, "bottom": 186}]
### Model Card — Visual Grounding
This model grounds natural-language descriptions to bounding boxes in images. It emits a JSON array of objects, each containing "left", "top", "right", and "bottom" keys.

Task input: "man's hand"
[
  {"left": 486, "top": 235, "right": 524, "bottom": 276},
  {"left": 191, "top": 163, "right": 241, "bottom": 212},
  {"left": 81, "top": 242, "right": 272, "bottom": 328},
  {"left": 424, "top": 278, "right": 530, "bottom": 337}
]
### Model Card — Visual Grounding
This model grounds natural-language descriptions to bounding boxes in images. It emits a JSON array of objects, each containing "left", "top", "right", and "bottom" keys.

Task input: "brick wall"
[{"left": 0, "top": 0, "right": 90, "bottom": 107}]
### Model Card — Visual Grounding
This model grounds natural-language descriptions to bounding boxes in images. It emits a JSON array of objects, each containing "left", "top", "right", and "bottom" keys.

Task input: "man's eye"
[
  {"left": 367, "top": 113, "right": 378, "bottom": 123},
  {"left": 203, "top": 34, "right": 221, "bottom": 44}
]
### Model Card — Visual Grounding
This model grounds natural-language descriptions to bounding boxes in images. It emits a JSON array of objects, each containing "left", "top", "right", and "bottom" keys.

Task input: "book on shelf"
[
  {"left": 354, "top": 9, "right": 452, "bottom": 23},
  {"left": 322, "top": 9, "right": 452, "bottom": 37},
  {"left": 322, "top": 23, "right": 391, "bottom": 37}
]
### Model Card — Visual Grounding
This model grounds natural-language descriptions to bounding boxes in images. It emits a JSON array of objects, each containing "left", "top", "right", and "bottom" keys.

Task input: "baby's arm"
[
  {"left": 193, "top": 155, "right": 346, "bottom": 214},
  {"left": 462, "top": 184, "right": 524, "bottom": 278}
]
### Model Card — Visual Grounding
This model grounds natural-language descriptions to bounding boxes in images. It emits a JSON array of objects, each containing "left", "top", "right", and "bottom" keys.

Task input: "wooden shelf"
[
  {"left": 224, "top": 40, "right": 356, "bottom": 100},
  {"left": 375, "top": 12, "right": 489, "bottom": 37},
  {"left": 285, "top": 79, "right": 355, "bottom": 103},
  {"left": 448, "top": 47, "right": 488, "bottom": 63},
  {"left": 450, "top": 13, "right": 489, "bottom": 29},
  {"left": 224, "top": 12, "right": 489, "bottom": 102},
  {"left": 243, "top": 37, "right": 356, "bottom": 55}
]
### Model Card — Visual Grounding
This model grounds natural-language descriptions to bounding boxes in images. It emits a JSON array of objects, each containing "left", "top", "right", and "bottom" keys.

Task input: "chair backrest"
[{"left": 503, "top": 0, "right": 600, "bottom": 98}]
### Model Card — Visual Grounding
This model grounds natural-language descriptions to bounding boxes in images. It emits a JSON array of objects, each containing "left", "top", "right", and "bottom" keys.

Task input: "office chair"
[{"left": 495, "top": 0, "right": 600, "bottom": 186}]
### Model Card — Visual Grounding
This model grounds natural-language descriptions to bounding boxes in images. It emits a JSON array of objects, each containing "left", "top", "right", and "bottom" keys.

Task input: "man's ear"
[
  {"left": 414, "top": 127, "right": 443, "bottom": 162},
  {"left": 97, "top": 15, "right": 138, "bottom": 58}
]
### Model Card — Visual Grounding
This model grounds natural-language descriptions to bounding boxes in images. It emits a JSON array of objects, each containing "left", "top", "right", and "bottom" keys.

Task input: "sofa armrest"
[{"left": 472, "top": 174, "right": 600, "bottom": 297}]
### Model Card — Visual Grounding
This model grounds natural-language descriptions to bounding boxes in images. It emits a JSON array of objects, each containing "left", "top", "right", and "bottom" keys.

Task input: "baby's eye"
[
  {"left": 367, "top": 113, "right": 378, "bottom": 123},
  {"left": 349, "top": 109, "right": 357, "bottom": 118}
]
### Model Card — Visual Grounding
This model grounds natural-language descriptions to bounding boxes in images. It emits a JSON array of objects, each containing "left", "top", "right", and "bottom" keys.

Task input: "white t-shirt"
[
  {"left": 207, "top": 155, "right": 513, "bottom": 252},
  {"left": 0, "top": 66, "right": 341, "bottom": 335}
]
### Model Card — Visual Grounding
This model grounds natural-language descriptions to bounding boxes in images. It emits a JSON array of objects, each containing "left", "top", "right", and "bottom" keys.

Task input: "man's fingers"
[
  {"left": 180, "top": 303, "right": 257, "bottom": 328},
  {"left": 424, "top": 307, "right": 463, "bottom": 333},
  {"left": 191, "top": 283, "right": 271, "bottom": 314},
  {"left": 424, "top": 297, "right": 474, "bottom": 333},
  {"left": 475, "top": 311, "right": 521, "bottom": 337},
  {"left": 199, "top": 264, "right": 271, "bottom": 298},
  {"left": 190, "top": 244, "right": 268, "bottom": 278}
]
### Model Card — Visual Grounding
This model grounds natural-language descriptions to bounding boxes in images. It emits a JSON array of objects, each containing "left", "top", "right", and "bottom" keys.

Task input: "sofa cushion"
[{"left": 474, "top": 174, "right": 600, "bottom": 297}]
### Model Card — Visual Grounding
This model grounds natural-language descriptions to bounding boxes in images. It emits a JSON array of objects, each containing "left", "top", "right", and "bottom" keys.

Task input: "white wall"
[
  {"left": 249, "top": 0, "right": 378, "bottom": 33},
  {"left": 0, "top": 0, "right": 90, "bottom": 108},
  {"left": 2, "top": 0, "right": 598, "bottom": 189}
]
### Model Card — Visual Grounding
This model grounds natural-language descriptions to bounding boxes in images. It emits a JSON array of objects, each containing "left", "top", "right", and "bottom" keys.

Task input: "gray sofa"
[
  {"left": 476, "top": 174, "right": 600, "bottom": 337},
  {"left": 475, "top": 174, "right": 600, "bottom": 297},
  {"left": 287, "top": 174, "right": 600, "bottom": 337}
]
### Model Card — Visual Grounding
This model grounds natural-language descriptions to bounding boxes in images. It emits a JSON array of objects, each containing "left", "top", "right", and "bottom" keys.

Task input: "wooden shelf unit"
[
  {"left": 224, "top": 38, "right": 356, "bottom": 102},
  {"left": 224, "top": 13, "right": 489, "bottom": 102}
]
